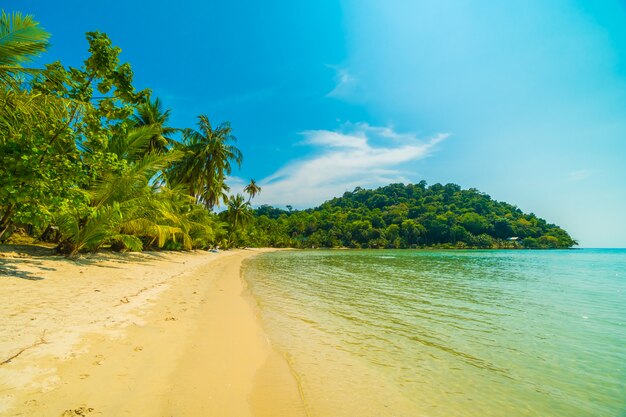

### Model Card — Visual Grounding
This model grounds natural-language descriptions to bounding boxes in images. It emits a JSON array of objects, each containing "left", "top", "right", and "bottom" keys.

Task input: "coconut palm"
[
  {"left": 130, "top": 97, "right": 176, "bottom": 154},
  {"left": 243, "top": 179, "right": 261, "bottom": 203},
  {"left": 226, "top": 193, "right": 252, "bottom": 240},
  {"left": 55, "top": 128, "right": 191, "bottom": 256},
  {"left": 168, "top": 115, "right": 242, "bottom": 210},
  {"left": 0, "top": 10, "right": 50, "bottom": 84}
]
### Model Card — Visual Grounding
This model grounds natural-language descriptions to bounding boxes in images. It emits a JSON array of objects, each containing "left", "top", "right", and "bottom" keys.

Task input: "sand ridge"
[{"left": 0, "top": 248, "right": 305, "bottom": 416}]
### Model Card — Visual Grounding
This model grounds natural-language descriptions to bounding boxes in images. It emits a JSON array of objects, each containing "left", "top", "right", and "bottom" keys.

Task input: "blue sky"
[{"left": 5, "top": 0, "right": 626, "bottom": 247}]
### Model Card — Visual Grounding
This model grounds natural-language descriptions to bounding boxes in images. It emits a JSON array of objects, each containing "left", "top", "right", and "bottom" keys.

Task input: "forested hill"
[{"left": 247, "top": 182, "right": 577, "bottom": 249}]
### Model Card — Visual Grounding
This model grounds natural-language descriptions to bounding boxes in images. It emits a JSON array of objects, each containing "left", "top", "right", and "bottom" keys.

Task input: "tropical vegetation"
[
  {"left": 0, "top": 10, "right": 254, "bottom": 255},
  {"left": 0, "top": 10, "right": 576, "bottom": 255},
  {"left": 240, "top": 183, "right": 577, "bottom": 249}
]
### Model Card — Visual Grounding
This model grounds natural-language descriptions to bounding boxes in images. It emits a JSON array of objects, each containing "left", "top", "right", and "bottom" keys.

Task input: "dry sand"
[{"left": 0, "top": 247, "right": 307, "bottom": 417}]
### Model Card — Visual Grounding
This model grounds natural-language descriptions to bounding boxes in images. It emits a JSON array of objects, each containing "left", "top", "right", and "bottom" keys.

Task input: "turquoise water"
[{"left": 243, "top": 249, "right": 626, "bottom": 417}]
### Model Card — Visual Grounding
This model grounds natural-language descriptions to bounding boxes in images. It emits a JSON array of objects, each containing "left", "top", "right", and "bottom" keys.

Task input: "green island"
[
  {"left": 244, "top": 183, "right": 577, "bottom": 249},
  {"left": 0, "top": 11, "right": 576, "bottom": 254}
]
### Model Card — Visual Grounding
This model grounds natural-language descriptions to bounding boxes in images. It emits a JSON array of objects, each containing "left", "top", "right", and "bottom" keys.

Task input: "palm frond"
[
  {"left": 0, "top": 11, "right": 50, "bottom": 67},
  {"left": 109, "top": 233, "right": 143, "bottom": 252},
  {"left": 108, "top": 125, "right": 160, "bottom": 160}
]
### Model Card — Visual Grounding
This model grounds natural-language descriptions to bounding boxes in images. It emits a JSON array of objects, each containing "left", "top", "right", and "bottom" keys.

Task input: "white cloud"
[
  {"left": 225, "top": 175, "right": 247, "bottom": 195},
  {"left": 237, "top": 124, "right": 447, "bottom": 208},
  {"left": 569, "top": 169, "right": 591, "bottom": 181},
  {"left": 326, "top": 66, "right": 358, "bottom": 99},
  {"left": 303, "top": 129, "right": 367, "bottom": 149}
]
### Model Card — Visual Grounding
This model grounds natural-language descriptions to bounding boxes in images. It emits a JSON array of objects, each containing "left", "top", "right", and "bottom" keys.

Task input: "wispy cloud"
[
  {"left": 569, "top": 169, "right": 591, "bottom": 181},
  {"left": 326, "top": 66, "right": 358, "bottom": 99},
  {"left": 234, "top": 123, "right": 447, "bottom": 208}
]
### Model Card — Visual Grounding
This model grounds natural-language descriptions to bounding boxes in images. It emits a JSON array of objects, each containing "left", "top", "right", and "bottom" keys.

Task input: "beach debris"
[
  {"left": 0, "top": 330, "right": 47, "bottom": 365},
  {"left": 60, "top": 406, "right": 94, "bottom": 416},
  {"left": 114, "top": 286, "right": 157, "bottom": 306}
]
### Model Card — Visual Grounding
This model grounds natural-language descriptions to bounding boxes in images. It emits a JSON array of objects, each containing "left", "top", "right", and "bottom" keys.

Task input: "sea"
[{"left": 243, "top": 249, "right": 626, "bottom": 417}]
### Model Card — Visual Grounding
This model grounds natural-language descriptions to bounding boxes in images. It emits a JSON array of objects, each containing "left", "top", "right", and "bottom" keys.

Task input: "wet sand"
[{"left": 0, "top": 247, "right": 306, "bottom": 417}]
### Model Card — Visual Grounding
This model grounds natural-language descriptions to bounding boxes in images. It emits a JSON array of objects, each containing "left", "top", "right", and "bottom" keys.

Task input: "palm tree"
[
  {"left": 130, "top": 97, "right": 176, "bottom": 154},
  {"left": 0, "top": 10, "right": 50, "bottom": 84},
  {"left": 168, "top": 115, "right": 242, "bottom": 210},
  {"left": 226, "top": 193, "right": 252, "bottom": 241},
  {"left": 243, "top": 179, "right": 261, "bottom": 203},
  {"left": 55, "top": 128, "right": 196, "bottom": 256}
]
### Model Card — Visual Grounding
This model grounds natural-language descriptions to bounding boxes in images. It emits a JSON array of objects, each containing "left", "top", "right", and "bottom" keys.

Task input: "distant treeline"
[{"left": 241, "top": 182, "right": 577, "bottom": 249}]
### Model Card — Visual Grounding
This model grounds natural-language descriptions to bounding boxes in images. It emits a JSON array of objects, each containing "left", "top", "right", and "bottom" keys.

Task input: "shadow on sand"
[
  {"left": 0, "top": 244, "right": 177, "bottom": 280},
  {"left": 0, "top": 244, "right": 57, "bottom": 280}
]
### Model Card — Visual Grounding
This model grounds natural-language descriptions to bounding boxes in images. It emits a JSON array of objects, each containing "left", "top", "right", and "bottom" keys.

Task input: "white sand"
[{"left": 0, "top": 248, "right": 306, "bottom": 417}]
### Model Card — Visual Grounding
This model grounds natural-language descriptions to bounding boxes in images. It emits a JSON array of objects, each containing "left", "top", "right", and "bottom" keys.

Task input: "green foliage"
[
  {"left": 243, "top": 179, "right": 261, "bottom": 203},
  {"left": 245, "top": 183, "right": 577, "bottom": 249},
  {"left": 0, "top": 10, "right": 50, "bottom": 81},
  {"left": 0, "top": 87, "right": 81, "bottom": 239},
  {"left": 168, "top": 115, "right": 242, "bottom": 210},
  {"left": 220, "top": 193, "right": 252, "bottom": 247},
  {"left": 0, "top": 12, "right": 229, "bottom": 254},
  {"left": 130, "top": 97, "right": 177, "bottom": 154}
]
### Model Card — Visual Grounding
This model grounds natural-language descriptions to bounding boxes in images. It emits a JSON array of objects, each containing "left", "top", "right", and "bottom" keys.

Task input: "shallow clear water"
[{"left": 243, "top": 249, "right": 626, "bottom": 417}]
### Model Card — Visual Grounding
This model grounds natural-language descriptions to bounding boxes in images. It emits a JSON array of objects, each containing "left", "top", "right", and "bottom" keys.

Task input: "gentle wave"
[{"left": 244, "top": 249, "right": 626, "bottom": 417}]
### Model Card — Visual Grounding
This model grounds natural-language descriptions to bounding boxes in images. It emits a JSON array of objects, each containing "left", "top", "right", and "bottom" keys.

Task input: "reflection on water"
[{"left": 244, "top": 249, "right": 626, "bottom": 417}]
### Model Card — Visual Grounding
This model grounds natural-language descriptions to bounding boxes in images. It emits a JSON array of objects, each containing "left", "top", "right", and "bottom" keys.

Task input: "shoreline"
[{"left": 0, "top": 248, "right": 305, "bottom": 417}]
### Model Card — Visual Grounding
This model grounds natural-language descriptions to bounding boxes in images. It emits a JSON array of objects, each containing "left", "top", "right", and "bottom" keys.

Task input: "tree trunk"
[{"left": 0, "top": 204, "right": 16, "bottom": 242}]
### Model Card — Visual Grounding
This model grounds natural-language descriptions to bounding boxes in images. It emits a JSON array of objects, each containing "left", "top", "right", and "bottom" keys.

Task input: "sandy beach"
[{"left": 0, "top": 247, "right": 306, "bottom": 417}]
